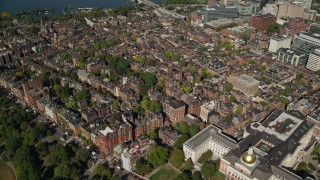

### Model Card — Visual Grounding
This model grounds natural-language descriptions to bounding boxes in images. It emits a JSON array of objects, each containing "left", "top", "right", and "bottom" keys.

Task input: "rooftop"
[{"left": 184, "top": 125, "right": 238, "bottom": 151}]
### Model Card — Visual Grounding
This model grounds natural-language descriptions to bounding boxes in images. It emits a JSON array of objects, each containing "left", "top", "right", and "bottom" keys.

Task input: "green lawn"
[
  {"left": 150, "top": 167, "right": 180, "bottom": 180},
  {"left": 0, "top": 163, "right": 15, "bottom": 180},
  {"left": 209, "top": 171, "right": 226, "bottom": 180},
  {"left": 311, "top": 145, "right": 320, "bottom": 156}
]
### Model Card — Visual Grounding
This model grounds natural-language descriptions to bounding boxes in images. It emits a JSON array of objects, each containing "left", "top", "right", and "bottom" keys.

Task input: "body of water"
[{"left": 0, "top": 0, "right": 165, "bottom": 15}]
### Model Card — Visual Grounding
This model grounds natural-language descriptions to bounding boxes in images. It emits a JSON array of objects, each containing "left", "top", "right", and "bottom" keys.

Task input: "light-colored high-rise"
[{"left": 306, "top": 49, "right": 320, "bottom": 71}]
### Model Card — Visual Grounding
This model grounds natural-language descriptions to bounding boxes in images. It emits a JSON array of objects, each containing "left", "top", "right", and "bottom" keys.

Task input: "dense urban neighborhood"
[{"left": 0, "top": 0, "right": 320, "bottom": 179}]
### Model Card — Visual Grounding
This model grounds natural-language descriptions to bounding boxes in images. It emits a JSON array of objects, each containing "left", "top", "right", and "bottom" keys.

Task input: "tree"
[
  {"left": 236, "top": 105, "right": 243, "bottom": 115},
  {"left": 55, "top": 163, "right": 79, "bottom": 179},
  {"left": 198, "top": 150, "right": 212, "bottom": 164},
  {"left": 267, "top": 23, "right": 281, "bottom": 34},
  {"left": 191, "top": 171, "right": 202, "bottom": 180},
  {"left": 141, "top": 72, "right": 157, "bottom": 88},
  {"left": 316, "top": 70, "right": 320, "bottom": 76},
  {"left": 176, "top": 121, "right": 189, "bottom": 134},
  {"left": 146, "top": 129, "right": 158, "bottom": 140},
  {"left": 66, "top": 100, "right": 76, "bottom": 108},
  {"left": 113, "top": 99, "right": 121, "bottom": 110},
  {"left": 174, "top": 170, "right": 192, "bottom": 180},
  {"left": 173, "top": 134, "right": 190, "bottom": 149},
  {"left": 223, "top": 84, "right": 233, "bottom": 92},
  {"left": 135, "top": 158, "right": 153, "bottom": 175},
  {"left": 74, "top": 89, "right": 91, "bottom": 101},
  {"left": 147, "top": 145, "right": 169, "bottom": 167},
  {"left": 149, "top": 100, "right": 161, "bottom": 112},
  {"left": 183, "top": 158, "right": 194, "bottom": 171},
  {"left": 230, "top": 95, "right": 237, "bottom": 102},
  {"left": 201, "top": 160, "right": 219, "bottom": 178},
  {"left": 188, "top": 124, "right": 200, "bottom": 137},
  {"left": 39, "top": 72, "right": 50, "bottom": 81},
  {"left": 94, "top": 164, "right": 112, "bottom": 179},
  {"left": 170, "top": 148, "right": 185, "bottom": 168},
  {"left": 224, "top": 116, "right": 233, "bottom": 123},
  {"left": 75, "top": 148, "right": 90, "bottom": 165}
]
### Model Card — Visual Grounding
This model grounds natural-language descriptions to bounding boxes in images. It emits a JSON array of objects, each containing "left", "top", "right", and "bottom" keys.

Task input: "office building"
[
  {"left": 306, "top": 49, "right": 320, "bottom": 71},
  {"left": 227, "top": 74, "right": 260, "bottom": 96},
  {"left": 277, "top": 48, "right": 308, "bottom": 66},
  {"left": 236, "top": 2, "right": 260, "bottom": 16},
  {"left": 277, "top": 3, "right": 304, "bottom": 20},
  {"left": 200, "top": 5, "right": 239, "bottom": 23},
  {"left": 292, "top": 32, "right": 320, "bottom": 54},
  {"left": 183, "top": 125, "right": 239, "bottom": 163},
  {"left": 268, "top": 35, "right": 292, "bottom": 53}
]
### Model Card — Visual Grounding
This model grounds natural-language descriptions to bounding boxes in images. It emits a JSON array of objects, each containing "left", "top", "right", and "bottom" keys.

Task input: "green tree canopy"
[
  {"left": 173, "top": 133, "right": 190, "bottom": 150},
  {"left": 147, "top": 145, "right": 169, "bottom": 167},
  {"left": 170, "top": 148, "right": 185, "bottom": 168},
  {"left": 94, "top": 164, "right": 112, "bottom": 179},
  {"left": 141, "top": 72, "right": 157, "bottom": 88},
  {"left": 146, "top": 129, "right": 158, "bottom": 140},
  {"left": 189, "top": 124, "right": 200, "bottom": 137},
  {"left": 201, "top": 160, "right": 219, "bottom": 178}
]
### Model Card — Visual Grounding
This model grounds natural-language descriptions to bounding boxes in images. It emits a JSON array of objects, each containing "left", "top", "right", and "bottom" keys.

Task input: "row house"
[
  {"left": 159, "top": 127, "right": 181, "bottom": 146},
  {"left": 115, "top": 85, "right": 133, "bottom": 101},
  {"left": 57, "top": 108, "right": 83, "bottom": 136},
  {"left": 36, "top": 97, "right": 61, "bottom": 121},
  {"left": 131, "top": 112, "right": 164, "bottom": 138}
]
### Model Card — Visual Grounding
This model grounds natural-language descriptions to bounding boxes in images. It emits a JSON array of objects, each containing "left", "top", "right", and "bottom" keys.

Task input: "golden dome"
[{"left": 241, "top": 147, "right": 257, "bottom": 165}]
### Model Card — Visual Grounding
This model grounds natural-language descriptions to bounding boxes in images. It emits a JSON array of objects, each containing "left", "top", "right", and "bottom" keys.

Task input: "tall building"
[
  {"left": 268, "top": 35, "right": 292, "bottom": 53},
  {"left": 277, "top": 3, "right": 304, "bottom": 20},
  {"left": 277, "top": 48, "right": 308, "bottom": 66},
  {"left": 292, "top": 32, "right": 320, "bottom": 54},
  {"left": 249, "top": 14, "right": 277, "bottom": 32},
  {"left": 306, "top": 49, "right": 320, "bottom": 71},
  {"left": 219, "top": 109, "right": 314, "bottom": 180},
  {"left": 227, "top": 74, "right": 260, "bottom": 97}
]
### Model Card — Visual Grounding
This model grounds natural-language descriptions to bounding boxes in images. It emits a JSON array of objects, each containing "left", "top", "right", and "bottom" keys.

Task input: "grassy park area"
[{"left": 150, "top": 167, "right": 180, "bottom": 180}]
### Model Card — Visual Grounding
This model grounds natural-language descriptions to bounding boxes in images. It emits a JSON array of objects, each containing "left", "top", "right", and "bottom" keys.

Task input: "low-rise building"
[
  {"left": 249, "top": 14, "right": 277, "bottom": 32},
  {"left": 228, "top": 74, "right": 260, "bottom": 97},
  {"left": 159, "top": 127, "right": 181, "bottom": 146}
]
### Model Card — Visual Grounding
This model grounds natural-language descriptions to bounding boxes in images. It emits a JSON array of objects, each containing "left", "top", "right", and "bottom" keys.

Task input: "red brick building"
[
  {"left": 22, "top": 78, "right": 44, "bottom": 107},
  {"left": 95, "top": 121, "right": 133, "bottom": 155},
  {"left": 132, "top": 112, "right": 163, "bottom": 138},
  {"left": 250, "top": 14, "right": 277, "bottom": 32},
  {"left": 162, "top": 97, "right": 186, "bottom": 124}
]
